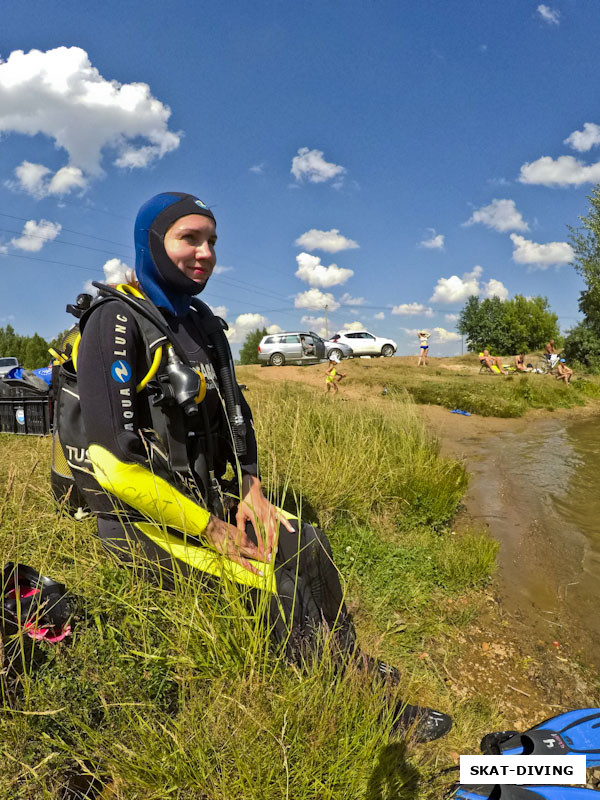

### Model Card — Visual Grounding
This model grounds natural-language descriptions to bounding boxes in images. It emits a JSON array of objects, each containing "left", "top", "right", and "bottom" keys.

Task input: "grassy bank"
[
  {"left": 266, "top": 356, "right": 600, "bottom": 418},
  {"left": 0, "top": 388, "right": 497, "bottom": 799}
]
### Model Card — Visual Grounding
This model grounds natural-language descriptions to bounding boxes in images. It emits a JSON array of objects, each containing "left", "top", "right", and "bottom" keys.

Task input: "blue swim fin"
[
  {"left": 481, "top": 709, "right": 600, "bottom": 767},
  {"left": 454, "top": 786, "right": 598, "bottom": 799}
]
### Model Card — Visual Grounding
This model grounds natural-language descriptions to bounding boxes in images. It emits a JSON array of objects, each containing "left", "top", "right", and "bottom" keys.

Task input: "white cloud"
[
  {"left": 10, "top": 219, "right": 61, "bottom": 252},
  {"left": 419, "top": 229, "right": 445, "bottom": 249},
  {"left": 210, "top": 305, "right": 228, "bottom": 318},
  {"left": 339, "top": 292, "right": 365, "bottom": 306},
  {"left": 301, "top": 315, "right": 328, "bottom": 337},
  {"left": 225, "top": 313, "right": 269, "bottom": 343},
  {"left": 464, "top": 198, "right": 529, "bottom": 232},
  {"left": 483, "top": 278, "right": 509, "bottom": 300},
  {"left": 294, "top": 288, "right": 340, "bottom": 311},
  {"left": 8, "top": 161, "right": 89, "bottom": 198},
  {"left": 431, "top": 326, "right": 462, "bottom": 343},
  {"left": 343, "top": 321, "right": 364, "bottom": 332},
  {"left": 0, "top": 46, "right": 180, "bottom": 194},
  {"left": 430, "top": 265, "right": 509, "bottom": 303},
  {"left": 537, "top": 4, "right": 560, "bottom": 25},
  {"left": 295, "top": 252, "right": 353, "bottom": 288},
  {"left": 100, "top": 258, "right": 132, "bottom": 285},
  {"left": 374, "top": 311, "right": 385, "bottom": 320},
  {"left": 510, "top": 233, "right": 574, "bottom": 269},
  {"left": 391, "top": 302, "right": 433, "bottom": 317},
  {"left": 213, "top": 265, "right": 233, "bottom": 274},
  {"left": 291, "top": 147, "right": 346, "bottom": 184},
  {"left": 430, "top": 265, "right": 483, "bottom": 304},
  {"left": 0, "top": 244, "right": 8, "bottom": 255},
  {"left": 445, "top": 313, "right": 459, "bottom": 323},
  {"left": 518, "top": 155, "right": 600, "bottom": 186},
  {"left": 564, "top": 123, "right": 600, "bottom": 153},
  {"left": 294, "top": 228, "right": 359, "bottom": 253},
  {"left": 266, "top": 324, "right": 282, "bottom": 334},
  {"left": 249, "top": 162, "right": 264, "bottom": 174}
]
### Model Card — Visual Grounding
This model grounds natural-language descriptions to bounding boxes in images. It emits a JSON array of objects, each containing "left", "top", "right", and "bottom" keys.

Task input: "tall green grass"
[{"left": 0, "top": 389, "right": 498, "bottom": 799}]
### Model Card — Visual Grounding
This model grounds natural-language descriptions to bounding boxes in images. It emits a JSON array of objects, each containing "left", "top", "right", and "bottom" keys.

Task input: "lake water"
[{"left": 461, "top": 414, "right": 600, "bottom": 670}]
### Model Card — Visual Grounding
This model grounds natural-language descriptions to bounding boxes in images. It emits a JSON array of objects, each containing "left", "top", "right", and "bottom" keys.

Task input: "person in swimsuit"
[
  {"left": 514, "top": 353, "right": 527, "bottom": 372},
  {"left": 417, "top": 331, "right": 430, "bottom": 366},
  {"left": 555, "top": 358, "right": 573, "bottom": 384}
]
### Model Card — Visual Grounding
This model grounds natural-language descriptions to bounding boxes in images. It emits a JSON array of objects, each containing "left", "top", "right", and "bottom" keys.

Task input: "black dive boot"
[
  {"left": 391, "top": 702, "right": 453, "bottom": 743},
  {"left": 361, "top": 656, "right": 453, "bottom": 743}
]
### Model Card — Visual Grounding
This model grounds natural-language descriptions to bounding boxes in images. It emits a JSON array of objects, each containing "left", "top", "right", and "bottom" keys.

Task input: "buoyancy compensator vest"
[{"left": 50, "top": 282, "right": 245, "bottom": 520}]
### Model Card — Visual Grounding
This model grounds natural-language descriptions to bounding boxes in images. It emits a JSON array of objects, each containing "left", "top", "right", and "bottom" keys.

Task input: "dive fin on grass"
[{"left": 481, "top": 709, "right": 600, "bottom": 767}]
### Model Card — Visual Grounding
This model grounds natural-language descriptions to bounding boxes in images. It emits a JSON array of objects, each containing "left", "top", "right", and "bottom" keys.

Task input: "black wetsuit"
[{"left": 77, "top": 298, "right": 355, "bottom": 656}]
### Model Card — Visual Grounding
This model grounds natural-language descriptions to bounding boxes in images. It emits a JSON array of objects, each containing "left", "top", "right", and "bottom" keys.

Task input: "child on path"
[{"left": 325, "top": 355, "right": 346, "bottom": 395}]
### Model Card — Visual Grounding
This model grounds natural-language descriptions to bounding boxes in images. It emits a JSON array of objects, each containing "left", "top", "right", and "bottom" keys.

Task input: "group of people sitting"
[{"left": 479, "top": 339, "right": 574, "bottom": 384}]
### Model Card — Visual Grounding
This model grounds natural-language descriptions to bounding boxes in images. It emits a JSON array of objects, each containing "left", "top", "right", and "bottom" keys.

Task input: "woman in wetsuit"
[{"left": 76, "top": 191, "right": 451, "bottom": 742}]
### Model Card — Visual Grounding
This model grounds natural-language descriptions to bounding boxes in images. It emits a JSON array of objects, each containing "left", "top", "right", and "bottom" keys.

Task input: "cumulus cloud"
[
  {"left": 537, "top": 4, "right": 560, "bottom": 24},
  {"left": 294, "top": 228, "right": 359, "bottom": 253},
  {"left": 431, "top": 326, "right": 462, "bottom": 343},
  {"left": 210, "top": 305, "right": 228, "bottom": 318},
  {"left": 291, "top": 147, "right": 346, "bottom": 184},
  {"left": 339, "top": 292, "right": 364, "bottom": 306},
  {"left": 249, "top": 162, "right": 264, "bottom": 174},
  {"left": 0, "top": 46, "right": 180, "bottom": 195},
  {"left": 430, "top": 265, "right": 508, "bottom": 304},
  {"left": 445, "top": 313, "right": 459, "bottom": 323},
  {"left": 510, "top": 233, "right": 574, "bottom": 269},
  {"left": 294, "top": 288, "right": 340, "bottom": 311},
  {"left": 225, "top": 313, "right": 269, "bottom": 343},
  {"left": 10, "top": 219, "right": 61, "bottom": 252},
  {"left": 430, "top": 265, "right": 483, "bottom": 304},
  {"left": 419, "top": 229, "right": 445, "bottom": 249},
  {"left": 8, "top": 161, "right": 89, "bottom": 198},
  {"left": 518, "top": 155, "right": 600, "bottom": 186},
  {"left": 564, "top": 123, "right": 600, "bottom": 153},
  {"left": 266, "top": 324, "right": 282, "bottom": 334},
  {"left": 391, "top": 302, "right": 433, "bottom": 317},
  {"left": 483, "top": 278, "right": 509, "bottom": 301},
  {"left": 295, "top": 252, "right": 353, "bottom": 288},
  {"left": 213, "top": 265, "right": 233, "bottom": 274},
  {"left": 301, "top": 315, "right": 328, "bottom": 337},
  {"left": 343, "top": 321, "right": 364, "bottom": 332},
  {"left": 464, "top": 198, "right": 529, "bottom": 232},
  {"left": 374, "top": 311, "right": 385, "bottom": 320}
]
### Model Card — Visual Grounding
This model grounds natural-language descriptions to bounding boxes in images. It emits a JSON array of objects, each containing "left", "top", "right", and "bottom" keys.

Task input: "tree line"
[{"left": 0, "top": 324, "right": 68, "bottom": 370}]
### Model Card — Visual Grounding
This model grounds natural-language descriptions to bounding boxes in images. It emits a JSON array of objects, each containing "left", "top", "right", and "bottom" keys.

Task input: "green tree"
[
  {"left": 23, "top": 333, "right": 50, "bottom": 368},
  {"left": 239, "top": 327, "right": 267, "bottom": 365},
  {"left": 458, "top": 295, "right": 559, "bottom": 354},
  {"left": 564, "top": 185, "right": 600, "bottom": 368}
]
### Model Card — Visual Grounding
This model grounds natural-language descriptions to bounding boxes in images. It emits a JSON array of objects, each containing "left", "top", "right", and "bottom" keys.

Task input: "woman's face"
[{"left": 163, "top": 214, "right": 217, "bottom": 284}]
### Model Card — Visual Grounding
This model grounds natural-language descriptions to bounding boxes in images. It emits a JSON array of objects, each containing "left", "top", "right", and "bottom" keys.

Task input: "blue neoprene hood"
[{"left": 134, "top": 192, "right": 216, "bottom": 317}]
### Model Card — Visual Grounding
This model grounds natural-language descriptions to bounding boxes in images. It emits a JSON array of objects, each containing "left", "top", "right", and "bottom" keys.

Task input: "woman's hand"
[
  {"left": 237, "top": 474, "right": 294, "bottom": 562},
  {"left": 203, "top": 514, "right": 263, "bottom": 575}
]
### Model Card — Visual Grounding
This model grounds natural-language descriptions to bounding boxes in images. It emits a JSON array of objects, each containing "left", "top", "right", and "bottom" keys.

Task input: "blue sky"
[{"left": 1, "top": 0, "right": 599, "bottom": 357}]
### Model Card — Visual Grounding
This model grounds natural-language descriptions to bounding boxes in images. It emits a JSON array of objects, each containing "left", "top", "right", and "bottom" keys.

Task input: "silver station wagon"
[{"left": 258, "top": 331, "right": 353, "bottom": 366}]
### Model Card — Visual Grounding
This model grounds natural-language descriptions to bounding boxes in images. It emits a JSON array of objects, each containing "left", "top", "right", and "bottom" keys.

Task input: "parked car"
[
  {"left": 258, "top": 331, "right": 352, "bottom": 366},
  {"left": 329, "top": 330, "right": 397, "bottom": 358},
  {"left": 0, "top": 357, "right": 19, "bottom": 379}
]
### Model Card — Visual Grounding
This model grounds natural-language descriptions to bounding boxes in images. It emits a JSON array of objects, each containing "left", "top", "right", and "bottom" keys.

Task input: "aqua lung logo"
[
  {"left": 195, "top": 199, "right": 208, "bottom": 209},
  {"left": 111, "top": 360, "right": 131, "bottom": 383}
]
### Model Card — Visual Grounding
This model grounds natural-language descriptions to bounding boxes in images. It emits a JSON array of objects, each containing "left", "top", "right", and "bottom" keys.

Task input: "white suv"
[{"left": 330, "top": 330, "right": 397, "bottom": 358}]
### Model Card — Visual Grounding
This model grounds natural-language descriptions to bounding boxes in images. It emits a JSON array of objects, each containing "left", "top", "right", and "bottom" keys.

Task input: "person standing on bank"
[
  {"left": 417, "top": 330, "right": 430, "bottom": 366},
  {"left": 75, "top": 192, "right": 451, "bottom": 742}
]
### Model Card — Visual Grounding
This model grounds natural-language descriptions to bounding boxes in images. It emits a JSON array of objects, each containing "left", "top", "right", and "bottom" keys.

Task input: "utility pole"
[{"left": 324, "top": 304, "right": 329, "bottom": 339}]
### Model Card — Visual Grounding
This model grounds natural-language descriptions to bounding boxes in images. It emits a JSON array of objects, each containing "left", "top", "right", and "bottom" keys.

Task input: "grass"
[
  {"left": 304, "top": 356, "right": 600, "bottom": 418},
  {"left": 0, "top": 387, "right": 499, "bottom": 799}
]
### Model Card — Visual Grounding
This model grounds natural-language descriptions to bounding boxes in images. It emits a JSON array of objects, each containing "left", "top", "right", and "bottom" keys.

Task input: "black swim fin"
[
  {"left": 453, "top": 786, "right": 598, "bottom": 799},
  {"left": 481, "top": 709, "right": 600, "bottom": 768}
]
